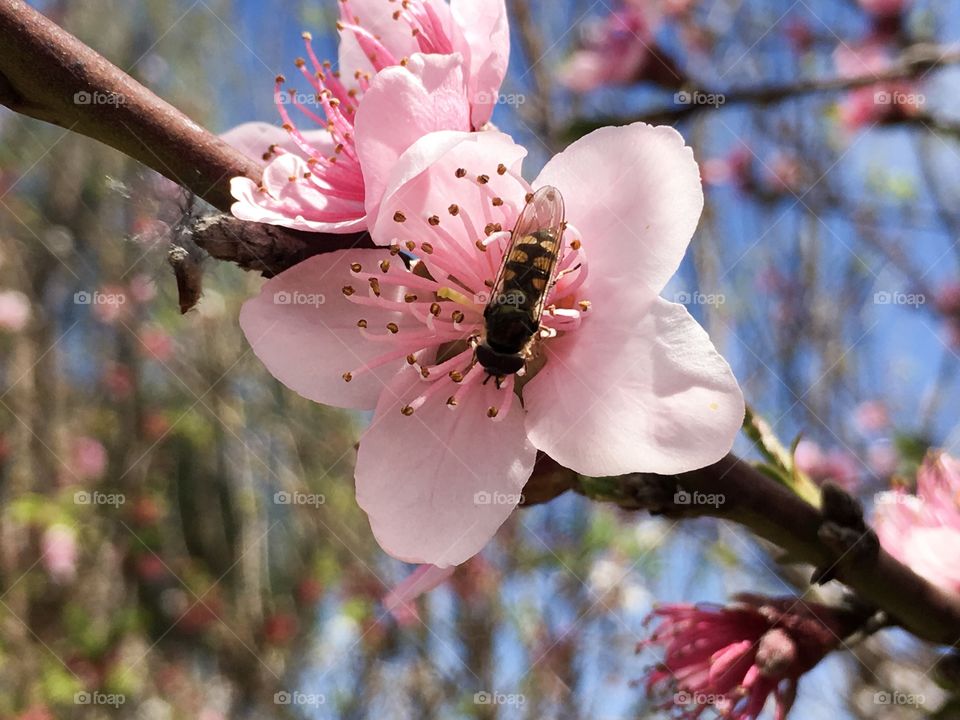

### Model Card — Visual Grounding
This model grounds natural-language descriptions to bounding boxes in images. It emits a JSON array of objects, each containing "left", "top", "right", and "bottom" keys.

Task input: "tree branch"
[
  {"left": 522, "top": 454, "right": 960, "bottom": 646},
  {"left": 562, "top": 43, "right": 960, "bottom": 139}
]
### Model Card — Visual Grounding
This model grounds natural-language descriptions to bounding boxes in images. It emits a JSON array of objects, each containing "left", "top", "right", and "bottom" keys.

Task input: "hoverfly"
[{"left": 475, "top": 186, "right": 566, "bottom": 379}]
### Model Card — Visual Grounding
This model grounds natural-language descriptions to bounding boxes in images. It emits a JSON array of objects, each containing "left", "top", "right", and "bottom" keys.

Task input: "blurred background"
[{"left": 1, "top": 0, "right": 959, "bottom": 717}]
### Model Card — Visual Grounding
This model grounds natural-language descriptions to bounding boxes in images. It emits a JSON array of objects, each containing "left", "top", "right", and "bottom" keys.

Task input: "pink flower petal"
[
  {"left": 355, "top": 365, "right": 537, "bottom": 567},
  {"left": 534, "top": 123, "right": 704, "bottom": 301},
  {"left": 523, "top": 298, "right": 744, "bottom": 476},
  {"left": 383, "top": 563, "right": 455, "bottom": 621},
  {"left": 239, "top": 250, "right": 422, "bottom": 410},
  {"left": 450, "top": 0, "right": 510, "bottom": 126},
  {"left": 220, "top": 121, "right": 333, "bottom": 162},
  {"left": 356, "top": 53, "right": 471, "bottom": 226}
]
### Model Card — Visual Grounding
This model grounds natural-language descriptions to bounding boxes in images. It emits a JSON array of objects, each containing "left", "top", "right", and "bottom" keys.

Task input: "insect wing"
[{"left": 488, "top": 186, "right": 566, "bottom": 325}]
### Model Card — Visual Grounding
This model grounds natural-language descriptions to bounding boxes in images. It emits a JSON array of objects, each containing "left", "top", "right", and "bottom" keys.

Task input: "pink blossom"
[
  {"left": 853, "top": 400, "right": 889, "bottom": 434},
  {"left": 240, "top": 125, "right": 744, "bottom": 566},
  {"left": 0, "top": 290, "right": 30, "bottom": 332},
  {"left": 227, "top": 0, "right": 509, "bottom": 233},
  {"left": 41, "top": 523, "right": 78, "bottom": 584},
  {"left": 71, "top": 436, "right": 107, "bottom": 481},
  {"left": 874, "top": 452, "right": 960, "bottom": 594},
  {"left": 834, "top": 41, "right": 924, "bottom": 131},
  {"left": 858, "top": 0, "right": 910, "bottom": 18},
  {"left": 139, "top": 325, "right": 175, "bottom": 362},
  {"left": 794, "top": 439, "right": 860, "bottom": 491},
  {"left": 559, "top": 5, "right": 682, "bottom": 92},
  {"left": 641, "top": 594, "right": 853, "bottom": 720},
  {"left": 701, "top": 146, "right": 752, "bottom": 191}
]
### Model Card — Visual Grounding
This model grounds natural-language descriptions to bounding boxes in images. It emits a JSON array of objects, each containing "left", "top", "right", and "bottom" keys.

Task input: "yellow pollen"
[
  {"left": 449, "top": 371, "right": 464, "bottom": 382},
  {"left": 578, "top": 300, "right": 591, "bottom": 312},
  {"left": 437, "top": 287, "right": 475, "bottom": 307},
  {"left": 379, "top": 259, "right": 391, "bottom": 272}
]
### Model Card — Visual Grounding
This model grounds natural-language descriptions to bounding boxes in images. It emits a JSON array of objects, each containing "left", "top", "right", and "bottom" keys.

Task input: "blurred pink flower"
[
  {"left": 128, "top": 274, "right": 157, "bottom": 304},
  {"left": 858, "top": 0, "right": 910, "bottom": 18},
  {"left": 227, "top": 0, "right": 509, "bottom": 233},
  {"left": 784, "top": 17, "right": 814, "bottom": 55},
  {"left": 241, "top": 125, "right": 744, "bottom": 566},
  {"left": 0, "top": 290, "right": 31, "bottom": 332},
  {"left": 874, "top": 452, "right": 960, "bottom": 594},
  {"left": 794, "top": 439, "right": 860, "bottom": 491},
  {"left": 559, "top": 4, "right": 683, "bottom": 92},
  {"left": 641, "top": 594, "right": 854, "bottom": 720},
  {"left": 139, "top": 325, "right": 175, "bottom": 362},
  {"left": 71, "top": 436, "right": 107, "bottom": 481},
  {"left": 90, "top": 284, "right": 129, "bottom": 324},
  {"left": 834, "top": 41, "right": 923, "bottom": 130},
  {"left": 701, "top": 146, "right": 752, "bottom": 191},
  {"left": 867, "top": 443, "right": 899, "bottom": 477},
  {"left": 854, "top": 400, "right": 889, "bottom": 434},
  {"left": 41, "top": 523, "right": 78, "bottom": 584}
]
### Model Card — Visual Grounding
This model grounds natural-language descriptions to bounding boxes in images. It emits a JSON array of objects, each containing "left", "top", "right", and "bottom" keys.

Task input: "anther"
[
  {"left": 379, "top": 259, "right": 391, "bottom": 272},
  {"left": 448, "top": 204, "right": 460, "bottom": 216},
  {"left": 357, "top": 319, "right": 368, "bottom": 328},
  {"left": 487, "top": 407, "right": 499, "bottom": 418},
  {"left": 446, "top": 396, "right": 458, "bottom": 407},
  {"left": 295, "top": 57, "right": 306, "bottom": 68},
  {"left": 428, "top": 215, "right": 440, "bottom": 226},
  {"left": 275, "top": 74, "right": 286, "bottom": 84},
  {"left": 492, "top": 197, "right": 504, "bottom": 206},
  {"left": 430, "top": 302, "right": 441, "bottom": 316},
  {"left": 421, "top": 243, "right": 434, "bottom": 254},
  {"left": 477, "top": 174, "right": 490, "bottom": 184},
  {"left": 350, "top": 262, "right": 362, "bottom": 273},
  {"left": 405, "top": 240, "right": 416, "bottom": 251},
  {"left": 369, "top": 277, "right": 381, "bottom": 296},
  {"left": 302, "top": 31, "right": 313, "bottom": 41},
  {"left": 393, "top": 211, "right": 407, "bottom": 223},
  {"left": 406, "top": 354, "right": 417, "bottom": 365},
  {"left": 420, "top": 367, "right": 430, "bottom": 378},
  {"left": 401, "top": 405, "right": 415, "bottom": 416},
  {"left": 452, "top": 310, "right": 465, "bottom": 323},
  {"left": 386, "top": 322, "right": 399, "bottom": 334},
  {"left": 342, "top": 372, "right": 353, "bottom": 382},
  {"left": 449, "top": 370, "right": 464, "bottom": 382},
  {"left": 455, "top": 168, "right": 467, "bottom": 178},
  {"left": 404, "top": 293, "right": 418, "bottom": 303},
  {"left": 578, "top": 300, "right": 592, "bottom": 311},
  {"left": 497, "top": 163, "right": 507, "bottom": 175},
  {"left": 571, "top": 239, "right": 582, "bottom": 250},
  {"left": 475, "top": 240, "right": 487, "bottom": 251},
  {"left": 342, "top": 285, "right": 356, "bottom": 296}
]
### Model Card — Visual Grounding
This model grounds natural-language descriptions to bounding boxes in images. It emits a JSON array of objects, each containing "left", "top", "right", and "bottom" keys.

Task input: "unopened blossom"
[
  {"left": 241, "top": 124, "right": 744, "bottom": 566},
  {"left": 641, "top": 594, "right": 856, "bottom": 720},
  {"left": 559, "top": 4, "right": 683, "bottom": 92},
  {"left": 874, "top": 452, "right": 960, "bottom": 594},
  {"left": 228, "top": 0, "right": 509, "bottom": 233}
]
